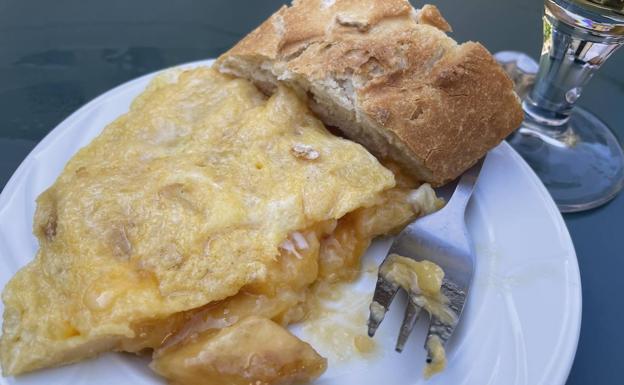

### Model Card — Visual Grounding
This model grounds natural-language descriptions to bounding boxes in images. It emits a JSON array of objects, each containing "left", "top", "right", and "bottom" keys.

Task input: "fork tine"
[
  {"left": 425, "top": 315, "right": 452, "bottom": 363},
  {"left": 367, "top": 274, "right": 399, "bottom": 337},
  {"left": 395, "top": 296, "right": 423, "bottom": 352},
  {"left": 424, "top": 281, "right": 465, "bottom": 361}
]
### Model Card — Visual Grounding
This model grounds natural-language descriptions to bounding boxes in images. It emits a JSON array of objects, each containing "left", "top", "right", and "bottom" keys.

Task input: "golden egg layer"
[{"left": 1, "top": 68, "right": 441, "bottom": 384}]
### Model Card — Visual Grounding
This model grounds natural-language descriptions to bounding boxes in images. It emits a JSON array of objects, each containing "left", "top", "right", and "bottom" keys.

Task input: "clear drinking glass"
[{"left": 500, "top": 0, "right": 624, "bottom": 212}]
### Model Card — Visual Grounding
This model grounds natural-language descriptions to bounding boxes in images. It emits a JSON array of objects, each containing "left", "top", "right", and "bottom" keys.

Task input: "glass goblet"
[{"left": 500, "top": 0, "right": 624, "bottom": 212}]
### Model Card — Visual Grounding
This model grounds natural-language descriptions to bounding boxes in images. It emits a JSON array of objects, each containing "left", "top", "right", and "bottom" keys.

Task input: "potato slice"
[{"left": 151, "top": 316, "right": 326, "bottom": 385}]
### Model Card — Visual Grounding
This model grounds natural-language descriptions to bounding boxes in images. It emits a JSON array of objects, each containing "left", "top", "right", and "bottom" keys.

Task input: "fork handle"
[{"left": 444, "top": 158, "right": 484, "bottom": 217}]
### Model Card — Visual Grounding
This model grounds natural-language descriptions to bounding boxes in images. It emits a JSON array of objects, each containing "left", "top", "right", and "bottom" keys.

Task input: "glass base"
[{"left": 508, "top": 107, "right": 624, "bottom": 212}]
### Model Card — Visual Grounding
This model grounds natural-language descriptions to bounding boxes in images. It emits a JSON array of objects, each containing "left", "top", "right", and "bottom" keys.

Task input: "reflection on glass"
[{"left": 503, "top": 0, "right": 624, "bottom": 212}]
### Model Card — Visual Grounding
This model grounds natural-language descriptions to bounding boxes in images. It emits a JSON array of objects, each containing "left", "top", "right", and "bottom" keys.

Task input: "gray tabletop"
[{"left": 0, "top": 0, "right": 622, "bottom": 383}]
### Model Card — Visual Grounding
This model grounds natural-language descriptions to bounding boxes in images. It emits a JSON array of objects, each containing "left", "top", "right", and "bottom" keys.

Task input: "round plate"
[{"left": 0, "top": 60, "right": 581, "bottom": 385}]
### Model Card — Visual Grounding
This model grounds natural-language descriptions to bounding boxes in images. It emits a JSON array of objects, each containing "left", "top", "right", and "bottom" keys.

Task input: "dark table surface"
[{"left": 1, "top": 0, "right": 622, "bottom": 383}]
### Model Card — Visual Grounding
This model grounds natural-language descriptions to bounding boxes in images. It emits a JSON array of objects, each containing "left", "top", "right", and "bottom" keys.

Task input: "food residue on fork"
[
  {"left": 376, "top": 253, "right": 456, "bottom": 378},
  {"left": 379, "top": 254, "right": 456, "bottom": 325},
  {"left": 424, "top": 335, "right": 447, "bottom": 378}
]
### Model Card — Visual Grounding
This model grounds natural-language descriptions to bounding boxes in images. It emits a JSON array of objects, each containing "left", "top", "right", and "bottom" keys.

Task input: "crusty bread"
[{"left": 215, "top": 0, "right": 523, "bottom": 186}]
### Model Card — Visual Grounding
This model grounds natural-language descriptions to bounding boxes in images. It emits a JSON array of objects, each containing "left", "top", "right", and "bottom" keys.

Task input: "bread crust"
[{"left": 217, "top": 0, "right": 523, "bottom": 185}]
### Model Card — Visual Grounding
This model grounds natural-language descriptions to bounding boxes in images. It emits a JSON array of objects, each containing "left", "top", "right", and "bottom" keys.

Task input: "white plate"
[{"left": 0, "top": 60, "right": 581, "bottom": 385}]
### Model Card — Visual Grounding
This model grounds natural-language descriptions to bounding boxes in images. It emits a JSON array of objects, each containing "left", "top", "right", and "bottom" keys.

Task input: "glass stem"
[{"left": 523, "top": 13, "right": 622, "bottom": 136}]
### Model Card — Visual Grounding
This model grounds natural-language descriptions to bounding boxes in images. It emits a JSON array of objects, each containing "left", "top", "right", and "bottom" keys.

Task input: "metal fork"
[{"left": 367, "top": 158, "right": 484, "bottom": 365}]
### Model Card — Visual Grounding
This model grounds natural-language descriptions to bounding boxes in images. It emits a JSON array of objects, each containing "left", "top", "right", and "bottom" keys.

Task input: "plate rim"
[
  {"left": 0, "top": 59, "right": 582, "bottom": 385},
  {"left": 495, "top": 140, "right": 582, "bottom": 385}
]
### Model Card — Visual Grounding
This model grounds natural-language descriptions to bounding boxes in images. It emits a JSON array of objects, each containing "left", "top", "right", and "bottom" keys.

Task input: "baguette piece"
[{"left": 216, "top": 0, "right": 523, "bottom": 185}]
